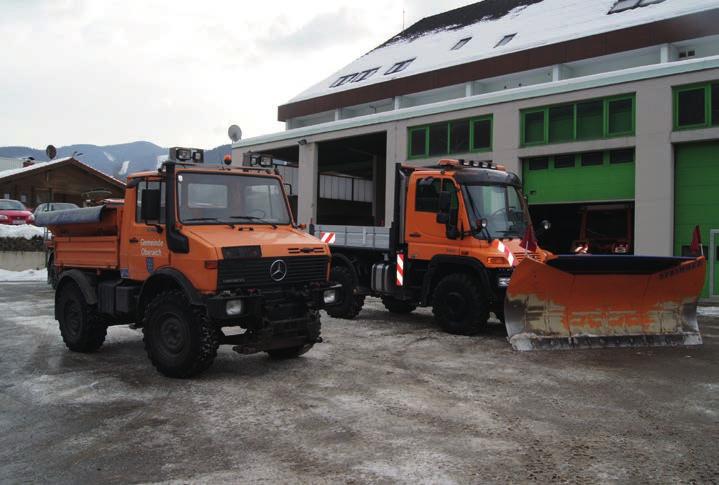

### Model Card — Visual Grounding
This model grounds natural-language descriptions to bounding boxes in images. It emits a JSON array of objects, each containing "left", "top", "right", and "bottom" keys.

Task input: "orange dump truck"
[
  {"left": 37, "top": 149, "right": 339, "bottom": 377},
  {"left": 312, "top": 159, "right": 705, "bottom": 351}
]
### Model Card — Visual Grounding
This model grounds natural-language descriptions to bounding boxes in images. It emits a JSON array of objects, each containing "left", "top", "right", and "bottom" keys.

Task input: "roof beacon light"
[{"left": 438, "top": 159, "right": 460, "bottom": 167}]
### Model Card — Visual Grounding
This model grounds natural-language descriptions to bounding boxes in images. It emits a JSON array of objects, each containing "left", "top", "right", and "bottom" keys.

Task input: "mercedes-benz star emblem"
[{"left": 270, "top": 259, "right": 287, "bottom": 282}]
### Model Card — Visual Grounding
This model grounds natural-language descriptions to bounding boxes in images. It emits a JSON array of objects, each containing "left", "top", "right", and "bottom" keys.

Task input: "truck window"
[
  {"left": 136, "top": 181, "right": 166, "bottom": 223},
  {"left": 178, "top": 172, "right": 290, "bottom": 225},
  {"left": 415, "top": 178, "right": 458, "bottom": 213}
]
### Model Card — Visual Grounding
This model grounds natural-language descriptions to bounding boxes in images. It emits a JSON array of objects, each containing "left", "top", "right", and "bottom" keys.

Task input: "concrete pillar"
[
  {"left": 660, "top": 44, "right": 676, "bottom": 63},
  {"left": 465, "top": 82, "right": 473, "bottom": 97},
  {"left": 297, "top": 142, "right": 319, "bottom": 226},
  {"left": 552, "top": 64, "right": 571, "bottom": 82},
  {"left": 384, "top": 127, "right": 399, "bottom": 226},
  {"left": 393, "top": 96, "right": 401, "bottom": 110},
  {"left": 492, "top": 104, "right": 521, "bottom": 176},
  {"left": 634, "top": 83, "right": 674, "bottom": 256},
  {"left": 334, "top": 108, "right": 341, "bottom": 121}
]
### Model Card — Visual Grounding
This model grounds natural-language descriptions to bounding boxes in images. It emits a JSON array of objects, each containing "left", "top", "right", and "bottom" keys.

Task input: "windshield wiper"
[
  {"left": 184, "top": 217, "right": 235, "bottom": 228},
  {"left": 230, "top": 215, "right": 278, "bottom": 229}
]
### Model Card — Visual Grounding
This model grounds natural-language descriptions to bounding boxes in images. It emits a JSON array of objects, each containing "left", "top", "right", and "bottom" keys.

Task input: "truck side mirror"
[
  {"left": 141, "top": 189, "right": 161, "bottom": 221},
  {"left": 438, "top": 191, "right": 451, "bottom": 212}
]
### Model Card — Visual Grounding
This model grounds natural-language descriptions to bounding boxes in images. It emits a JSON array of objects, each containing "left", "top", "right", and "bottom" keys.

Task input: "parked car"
[
  {"left": 33, "top": 202, "right": 79, "bottom": 219},
  {"left": 0, "top": 199, "right": 34, "bottom": 225}
]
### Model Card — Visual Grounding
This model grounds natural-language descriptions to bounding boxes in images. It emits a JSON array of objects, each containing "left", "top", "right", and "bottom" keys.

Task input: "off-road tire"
[
  {"left": 57, "top": 281, "right": 107, "bottom": 352},
  {"left": 267, "top": 344, "right": 314, "bottom": 360},
  {"left": 326, "top": 265, "right": 365, "bottom": 319},
  {"left": 381, "top": 296, "right": 417, "bottom": 314},
  {"left": 432, "top": 273, "right": 489, "bottom": 336},
  {"left": 143, "top": 290, "right": 220, "bottom": 378}
]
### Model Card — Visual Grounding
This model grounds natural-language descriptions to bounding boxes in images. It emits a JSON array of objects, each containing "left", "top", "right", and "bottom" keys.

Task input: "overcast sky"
[{"left": 0, "top": 0, "right": 474, "bottom": 149}]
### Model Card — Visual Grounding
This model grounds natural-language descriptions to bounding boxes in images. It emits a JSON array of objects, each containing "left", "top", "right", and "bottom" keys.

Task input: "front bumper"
[{"left": 205, "top": 282, "right": 341, "bottom": 323}]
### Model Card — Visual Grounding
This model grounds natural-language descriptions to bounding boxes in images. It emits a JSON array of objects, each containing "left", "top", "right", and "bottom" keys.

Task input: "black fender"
[
  {"left": 138, "top": 268, "right": 203, "bottom": 320},
  {"left": 329, "top": 252, "right": 360, "bottom": 287},
  {"left": 55, "top": 269, "right": 98, "bottom": 319},
  {"left": 421, "top": 255, "right": 493, "bottom": 305}
]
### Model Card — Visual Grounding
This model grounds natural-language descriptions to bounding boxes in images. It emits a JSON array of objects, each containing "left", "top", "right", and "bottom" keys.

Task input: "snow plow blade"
[{"left": 504, "top": 255, "right": 705, "bottom": 351}]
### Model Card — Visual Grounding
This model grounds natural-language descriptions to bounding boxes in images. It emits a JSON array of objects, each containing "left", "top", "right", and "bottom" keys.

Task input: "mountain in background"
[{"left": 0, "top": 141, "right": 232, "bottom": 180}]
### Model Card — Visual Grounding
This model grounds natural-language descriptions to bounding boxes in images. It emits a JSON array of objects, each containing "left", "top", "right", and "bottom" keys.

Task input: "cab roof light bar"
[{"left": 437, "top": 158, "right": 506, "bottom": 171}]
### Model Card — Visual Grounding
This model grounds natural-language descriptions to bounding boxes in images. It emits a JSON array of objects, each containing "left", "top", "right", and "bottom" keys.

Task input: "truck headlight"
[
  {"left": 225, "top": 299, "right": 244, "bottom": 316},
  {"left": 323, "top": 289, "right": 337, "bottom": 304},
  {"left": 497, "top": 276, "right": 511, "bottom": 288}
]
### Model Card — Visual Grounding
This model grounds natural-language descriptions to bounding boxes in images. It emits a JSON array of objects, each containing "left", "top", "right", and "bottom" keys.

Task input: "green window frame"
[
  {"left": 407, "top": 115, "right": 493, "bottom": 159},
  {"left": 520, "top": 94, "right": 636, "bottom": 147},
  {"left": 673, "top": 82, "right": 719, "bottom": 130}
]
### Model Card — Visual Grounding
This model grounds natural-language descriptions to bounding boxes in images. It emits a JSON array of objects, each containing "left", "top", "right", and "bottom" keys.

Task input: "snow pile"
[
  {"left": 0, "top": 268, "right": 47, "bottom": 282},
  {"left": 0, "top": 224, "right": 45, "bottom": 240}
]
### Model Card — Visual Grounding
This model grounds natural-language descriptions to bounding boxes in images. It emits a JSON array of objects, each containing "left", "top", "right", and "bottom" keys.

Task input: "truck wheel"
[
  {"left": 432, "top": 274, "right": 489, "bottom": 336},
  {"left": 326, "top": 266, "right": 365, "bottom": 319},
  {"left": 57, "top": 281, "right": 107, "bottom": 353},
  {"left": 143, "top": 290, "right": 220, "bottom": 378},
  {"left": 267, "top": 344, "right": 314, "bottom": 360},
  {"left": 381, "top": 296, "right": 416, "bottom": 314}
]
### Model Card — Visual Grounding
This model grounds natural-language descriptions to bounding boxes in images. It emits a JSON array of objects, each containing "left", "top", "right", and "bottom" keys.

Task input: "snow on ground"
[
  {"left": 0, "top": 268, "right": 47, "bottom": 282},
  {"left": 0, "top": 224, "right": 45, "bottom": 239}
]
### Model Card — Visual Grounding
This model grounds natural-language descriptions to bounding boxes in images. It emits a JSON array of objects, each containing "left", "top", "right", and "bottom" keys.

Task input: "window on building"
[
  {"left": 609, "top": 148, "right": 635, "bottom": 164},
  {"left": 428, "top": 124, "right": 449, "bottom": 156},
  {"left": 609, "top": 0, "right": 639, "bottom": 13},
  {"left": 576, "top": 100, "right": 604, "bottom": 140},
  {"left": 528, "top": 157, "right": 549, "bottom": 170},
  {"left": 415, "top": 177, "right": 442, "bottom": 212},
  {"left": 353, "top": 68, "right": 379, "bottom": 82},
  {"left": 523, "top": 111, "right": 546, "bottom": 145},
  {"left": 581, "top": 151, "right": 604, "bottom": 166},
  {"left": 408, "top": 115, "right": 492, "bottom": 159},
  {"left": 554, "top": 154, "right": 576, "bottom": 169},
  {"left": 409, "top": 128, "right": 428, "bottom": 158},
  {"left": 385, "top": 59, "right": 415, "bottom": 75},
  {"left": 330, "top": 73, "right": 358, "bottom": 88},
  {"left": 472, "top": 118, "right": 492, "bottom": 151},
  {"left": 676, "top": 87, "right": 706, "bottom": 127},
  {"left": 638, "top": 0, "right": 666, "bottom": 6},
  {"left": 549, "top": 105, "right": 574, "bottom": 143},
  {"left": 522, "top": 94, "right": 635, "bottom": 146},
  {"left": 451, "top": 37, "right": 472, "bottom": 51},
  {"left": 607, "top": 97, "right": 634, "bottom": 135},
  {"left": 495, "top": 34, "right": 516, "bottom": 48},
  {"left": 712, "top": 84, "right": 719, "bottom": 126},
  {"left": 450, "top": 120, "right": 470, "bottom": 153}
]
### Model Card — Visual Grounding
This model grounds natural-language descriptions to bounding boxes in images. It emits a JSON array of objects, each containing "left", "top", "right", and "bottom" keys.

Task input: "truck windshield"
[
  {"left": 463, "top": 184, "right": 530, "bottom": 239},
  {"left": 177, "top": 172, "right": 290, "bottom": 225}
]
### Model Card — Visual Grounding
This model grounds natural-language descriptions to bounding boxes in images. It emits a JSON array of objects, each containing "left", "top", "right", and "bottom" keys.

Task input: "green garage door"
[
  {"left": 523, "top": 149, "right": 635, "bottom": 204},
  {"left": 675, "top": 141, "right": 719, "bottom": 298}
]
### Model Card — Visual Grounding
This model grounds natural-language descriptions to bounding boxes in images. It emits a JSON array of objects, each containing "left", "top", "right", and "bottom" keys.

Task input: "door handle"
[
  {"left": 409, "top": 232, "right": 421, "bottom": 238},
  {"left": 129, "top": 237, "right": 139, "bottom": 244}
]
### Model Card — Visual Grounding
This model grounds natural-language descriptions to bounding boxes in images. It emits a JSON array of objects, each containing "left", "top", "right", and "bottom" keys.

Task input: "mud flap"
[{"left": 504, "top": 255, "right": 706, "bottom": 351}]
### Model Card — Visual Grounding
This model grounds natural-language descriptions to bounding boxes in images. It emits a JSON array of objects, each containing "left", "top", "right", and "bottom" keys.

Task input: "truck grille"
[{"left": 218, "top": 256, "right": 329, "bottom": 289}]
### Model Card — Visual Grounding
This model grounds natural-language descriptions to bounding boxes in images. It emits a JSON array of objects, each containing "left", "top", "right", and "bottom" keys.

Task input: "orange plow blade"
[{"left": 504, "top": 255, "right": 706, "bottom": 351}]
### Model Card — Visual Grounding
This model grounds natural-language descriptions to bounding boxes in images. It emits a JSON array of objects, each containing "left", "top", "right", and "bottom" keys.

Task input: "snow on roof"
[
  {"left": 288, "top": 0, "right": 719, "bottom": 103},
  {"left": 0, "top": 157, "right": 124, "bottom": 186}
]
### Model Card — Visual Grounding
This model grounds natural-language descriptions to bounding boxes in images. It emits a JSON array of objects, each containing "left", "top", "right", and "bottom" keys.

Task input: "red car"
[{"left": 0, "top": 199, "right": 34, "bottom": 225}]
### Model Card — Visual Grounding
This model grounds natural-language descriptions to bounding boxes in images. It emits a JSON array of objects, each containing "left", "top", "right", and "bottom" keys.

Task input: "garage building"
[{"left": 234, "top": 0, "right": 719, "bottom": 298}]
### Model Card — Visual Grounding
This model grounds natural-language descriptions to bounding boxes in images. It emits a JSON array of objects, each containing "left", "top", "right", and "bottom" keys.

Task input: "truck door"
[
  {"left": 126, "top": 179, "right": 171, "bottom": 280},
  {"left": 406, "top": 176, "right": 466, "bottom": 261}
]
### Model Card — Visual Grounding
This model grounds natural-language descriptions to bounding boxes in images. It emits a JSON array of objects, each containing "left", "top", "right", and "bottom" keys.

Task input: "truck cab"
[{"left": 41, "top": 149, "right": 339, "bottom": 378}]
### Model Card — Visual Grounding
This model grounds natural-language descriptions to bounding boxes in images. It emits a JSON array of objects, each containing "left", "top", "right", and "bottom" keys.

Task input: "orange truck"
[
  {"left": 312, "top": 159, "right": 705, "bottom": 350},
  {"left": 37, "top": 148, "right": 339, "bottom": 377}
]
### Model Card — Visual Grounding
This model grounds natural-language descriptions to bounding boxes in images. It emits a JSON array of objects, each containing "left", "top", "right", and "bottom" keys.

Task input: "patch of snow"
[
  {"left": 289, "top": 0, "right": 718, "bottom": 102},
  {"left": 0, "top": 268, "right": 47, "bottom": 282},
  {"left": 103, "top": 151, "right": 115, "bottom": 162},
  {"left": 118, "top": 160, "right": 130, "bottom": 176},
  {"left": 0, "top": 224, "right": 45, "bottom": 239}
]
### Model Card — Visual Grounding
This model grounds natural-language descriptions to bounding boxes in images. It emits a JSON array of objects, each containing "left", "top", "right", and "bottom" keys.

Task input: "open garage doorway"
[
  {"left": 246, "top": 146, "right": 299, "bottom": 221},
  {"left": 530, "top": 202, "right": 635, "bottom": 255},
  {"left": 317, "top": 132, "right": 386, "bottom": 226}
]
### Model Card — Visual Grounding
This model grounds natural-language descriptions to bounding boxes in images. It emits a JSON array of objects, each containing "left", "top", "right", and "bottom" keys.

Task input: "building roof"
[
  {"left": 280, "top": 0, "right": 719, "bottom": 119},
  {"left": 0, "top": 157, "right": 125, "bottom": 188}
]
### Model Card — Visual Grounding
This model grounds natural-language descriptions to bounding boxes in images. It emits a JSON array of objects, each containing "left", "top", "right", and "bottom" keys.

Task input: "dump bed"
[
  {"left": 36, "top": 205, "right": 122, "bottom": 270},
  {"left": 311, "top": 224, "right": 390, "bottom": 252}
]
